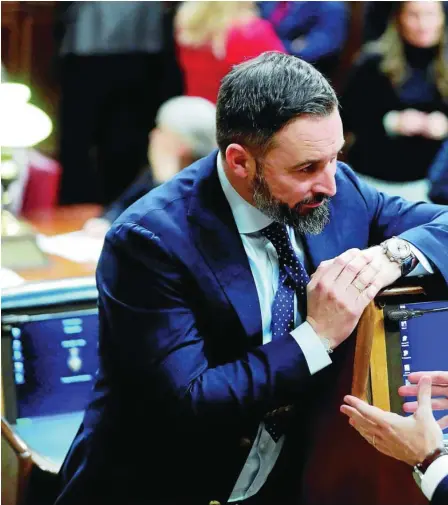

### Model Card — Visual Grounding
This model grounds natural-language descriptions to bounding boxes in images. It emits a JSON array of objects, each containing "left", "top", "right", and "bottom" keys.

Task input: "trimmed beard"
[{"left": 252, "top": 161, "right": 330, "bottom": 235}]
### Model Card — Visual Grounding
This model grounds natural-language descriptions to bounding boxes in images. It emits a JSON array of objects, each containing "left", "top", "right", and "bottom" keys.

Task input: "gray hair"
[
  {"left": 217, "top": 52, "right": 338, "bottom": 156},
  {"left": 156, "top": 96, "right": 217, "bottom": 159}
]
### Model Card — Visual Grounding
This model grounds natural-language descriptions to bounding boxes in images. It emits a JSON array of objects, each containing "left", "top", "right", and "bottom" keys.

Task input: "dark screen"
[{"left": 10, "top": 310, "right": 99, "bottom": 419}]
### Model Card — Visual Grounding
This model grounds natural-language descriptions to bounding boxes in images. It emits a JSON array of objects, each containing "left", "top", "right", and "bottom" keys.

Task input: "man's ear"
[{"left": 225, "top": 144, "right": 255, "bottom": 180}]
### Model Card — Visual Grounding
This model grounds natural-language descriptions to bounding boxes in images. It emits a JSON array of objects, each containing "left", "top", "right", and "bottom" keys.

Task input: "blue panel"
[
  {"left": 11, "top": 310, "right": 99, "bottom": 419},
  {"left": 399, "top": 300, "right": 448, "bottom": 440}
]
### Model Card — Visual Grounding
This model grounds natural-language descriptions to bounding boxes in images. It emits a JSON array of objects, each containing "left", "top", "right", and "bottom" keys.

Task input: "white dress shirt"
[
  {"left": 216, "top": 155, "right": 432, "bottom": 502},
  {"left": 217, "top": 157, "right": 332, "bottom": 501},
  {"left": 421, "top": 454, "right": 448, "bottom": 500}
]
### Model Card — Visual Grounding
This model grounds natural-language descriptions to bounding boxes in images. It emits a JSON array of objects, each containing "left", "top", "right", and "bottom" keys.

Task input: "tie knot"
[
  {"left": 260, "top": 221, "right": 310, "bottom": 286},
  {"left": 260, "top": 222, "right": 290, "bottom": 251}
]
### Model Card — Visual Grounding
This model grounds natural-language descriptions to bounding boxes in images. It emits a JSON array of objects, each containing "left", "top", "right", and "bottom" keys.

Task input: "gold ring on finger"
[{"left": 352, "top": 279, "right": 366, "bottom": 292}]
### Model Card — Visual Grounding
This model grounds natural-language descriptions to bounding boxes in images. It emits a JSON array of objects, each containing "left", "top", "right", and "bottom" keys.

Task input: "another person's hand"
[
  {"left": 421, "top": 112, "right": 448, "bottom": 140},
  {"left": 396, "top": 109, "right": 428, "bottom": 137},
  {"left": 341, "top": 376, "right": 444, "bottom": 466},
  {"left": 399, "top": 371, "right": 448, "bottom": 430},
  {"left": 83, "top": 217, "right": 111, "bottom": 239},
  {"left": 306, "top": 248, "right": 384, "bottom": 349}
]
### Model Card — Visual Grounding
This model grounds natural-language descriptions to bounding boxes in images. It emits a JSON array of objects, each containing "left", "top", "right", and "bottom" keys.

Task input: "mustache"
[{"left": 296, "top": 194, "right": 329, "bottom": 207}]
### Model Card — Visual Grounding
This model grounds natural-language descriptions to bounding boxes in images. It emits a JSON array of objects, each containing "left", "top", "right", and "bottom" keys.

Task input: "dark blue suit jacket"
[
  {"left": 55, "top": 152, "right": 448, "bottom": 505},
  {"left": 429, "top": 141, "right": 448, "bottom": 206},
  {"left": 432, "top": 474, "right": 448, "bottom": 505},
  {"left": 258, "top": 1, "right": 348, "bottom": 63}
]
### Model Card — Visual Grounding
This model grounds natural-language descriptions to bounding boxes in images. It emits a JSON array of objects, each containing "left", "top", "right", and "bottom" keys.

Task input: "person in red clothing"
[{"left": 175, "top": 1, "right": 285, "bottom": 103}]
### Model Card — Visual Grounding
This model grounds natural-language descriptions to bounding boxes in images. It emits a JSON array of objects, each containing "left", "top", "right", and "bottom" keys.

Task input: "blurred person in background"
[
  {"left": 341, "top": 1, "right": 448, "bottom": 202},
  {"left": 362, "top": 1, "right": 448, "bottom": 44},
  {"left": 84, "top": 95, "right": 217, "bottom": 238},
  {"left": 259, "top": 1, "right": 348, "bottom": 77},
  {"left": 175, "top": 1, "right": 285, "bottom": 104},
  {"left": 56, "top": 1, "right": 168, "bottom": 206},
  {"left": 428, "top": 140, "right": 448, "bottom": 205}
]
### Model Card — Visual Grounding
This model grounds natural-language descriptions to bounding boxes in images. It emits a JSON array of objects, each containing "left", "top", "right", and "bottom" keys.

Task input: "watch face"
[{"left": 389, "top": 239, "right": 411, "bottom": 259}]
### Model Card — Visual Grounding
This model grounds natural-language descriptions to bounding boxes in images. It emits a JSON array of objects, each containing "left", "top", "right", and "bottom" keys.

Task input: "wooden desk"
[
  {"left": 301, "top": 284, "right": 444, "bottom": 505},
  {"left": 17, "top": 205, "right": 102, "bottom": 282}
]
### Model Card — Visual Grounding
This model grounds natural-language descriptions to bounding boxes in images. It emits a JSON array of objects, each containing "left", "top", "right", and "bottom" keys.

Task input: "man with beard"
[{"left": 55, "top": 52, "right": 448, "bottom": 505}]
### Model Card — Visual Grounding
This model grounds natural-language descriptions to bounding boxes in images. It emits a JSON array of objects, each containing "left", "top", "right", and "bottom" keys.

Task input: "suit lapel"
[
  {"left": 303, "top": 204, "right": 343, "bottom": 272},
  {"left": 188, "top": 154, "right": 262, "bottom": 343}
]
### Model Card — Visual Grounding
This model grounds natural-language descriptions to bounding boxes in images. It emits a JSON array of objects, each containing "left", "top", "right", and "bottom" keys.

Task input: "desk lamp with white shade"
[{"left": 1, "top": 82, "right": 53, "bottom": 270}]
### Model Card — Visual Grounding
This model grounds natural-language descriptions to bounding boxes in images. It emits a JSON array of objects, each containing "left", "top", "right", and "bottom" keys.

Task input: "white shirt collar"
[{"left": 217, "top": 153, "right": 272, "bottom": 234}]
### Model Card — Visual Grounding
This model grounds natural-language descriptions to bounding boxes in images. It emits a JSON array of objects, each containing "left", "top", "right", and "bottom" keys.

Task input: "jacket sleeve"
[
  {"left": 97, "top": 221, "right": 313, "bottom": 431},
  {"left": 291, "top": 2, "right": 348, "bottom": 62},
  {"left": 428, "top": 141, "right": 448, "bottom": 205},
  {"left": 431, "top": 474, "right": 448, "bottom": 505},
  {"left": 340, "top": 163, "right": 448, "bottom": 283}
]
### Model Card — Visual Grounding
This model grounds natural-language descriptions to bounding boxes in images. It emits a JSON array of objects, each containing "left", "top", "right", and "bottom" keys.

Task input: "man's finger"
[
  {"left": 416, "top": 376, "right": 433, "bottom": 413},
  {"left": 309, "top": 259, "right": 334, "bottom": 284},
  {"left": 342, "top": 395, "right": 390, "bottom": 427},
  {"left": 402, "top": 401, "right": 418, "bottom": 413},
  {"left": 431, "top": 398, "right": 448, "bottom": 410},
  {"left": 399, "top": 384, "right": 448, "bottom": 398},
  {"left": 336, "top": 253, "right": 370, "bottom": 290},
  {"left": 358, "top": 279, "right": 382, "bottom": 304},
  {"left": 340, "top": 404, "right": 376, "bottom": 429},
  {"left": 407, "top": 371, "right": 448, "bottom": 386},
  {"left": 403, "top": 397, "right": 448, "bottom": 413},
  {"left": 437, "top": 415, "right": 448, "bottom": 430},
  {"left": 350, "top": 257, "right": 381, "bottom": 293},
  {"left": 319, "top": 248, "right": 361, "bottom": 285}
]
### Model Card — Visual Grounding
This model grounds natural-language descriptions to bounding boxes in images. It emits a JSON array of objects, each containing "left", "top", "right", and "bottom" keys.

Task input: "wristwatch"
[
  {"left": 413, "top": 446, "right": 448, "bottom": 488},
  {"left": 380, "top": 237, "right": 418, "bottom": 276}
]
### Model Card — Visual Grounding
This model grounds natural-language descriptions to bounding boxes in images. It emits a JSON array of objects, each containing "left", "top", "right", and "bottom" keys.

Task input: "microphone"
[{"left": 386, "top": 306, "right": 448, "bottom": 322}]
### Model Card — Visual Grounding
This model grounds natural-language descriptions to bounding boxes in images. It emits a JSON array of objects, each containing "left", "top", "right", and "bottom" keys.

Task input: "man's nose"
[{"left": 314, "top": 163, "right": 337, "bottom": 197}]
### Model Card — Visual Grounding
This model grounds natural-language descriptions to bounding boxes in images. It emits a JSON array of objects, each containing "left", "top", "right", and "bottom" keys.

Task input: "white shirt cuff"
[
  {"left": 421, "top": 455, "right": 448, "bottom": 500},
  {"left": 406, "top": 244, "right": 434, "bottom": 277},
  {"left": 290, "top": 321, "right": 332, "bottom": 375}
]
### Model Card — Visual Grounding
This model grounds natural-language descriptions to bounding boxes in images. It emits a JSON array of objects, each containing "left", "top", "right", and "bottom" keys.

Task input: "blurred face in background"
[
  {"left": 398, "top": 1, "right": 445, "bottom": 48},
  {"left": 148, "top": 127, "right": 193, "bottom": 183}
]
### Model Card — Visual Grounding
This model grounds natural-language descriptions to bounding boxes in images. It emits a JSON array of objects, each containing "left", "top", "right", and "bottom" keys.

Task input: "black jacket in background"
[
  {"left": 102, "top": 168, "right": 155, "bottom": 223},
  {"left": 341, "top": 45, "right": 448, "bottom": 182}
]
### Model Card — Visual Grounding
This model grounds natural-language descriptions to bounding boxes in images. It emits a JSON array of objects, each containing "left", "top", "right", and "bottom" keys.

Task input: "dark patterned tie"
[{"left": 260, "top": 222, "right": 310, "bottom": 441}]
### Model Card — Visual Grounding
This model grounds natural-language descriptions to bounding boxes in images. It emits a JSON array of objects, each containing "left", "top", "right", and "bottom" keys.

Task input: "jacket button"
[
  {"left": 209, "top": 501, "right": 221, "bottom": 505},
  {"left": 239, "top": 437, "right": 252, "bottom": 448}
]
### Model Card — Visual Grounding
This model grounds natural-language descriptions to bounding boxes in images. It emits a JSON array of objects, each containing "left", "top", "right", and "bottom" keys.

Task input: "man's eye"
[{"left": 300, "top": 165, "right": 313, "bottom": 173}]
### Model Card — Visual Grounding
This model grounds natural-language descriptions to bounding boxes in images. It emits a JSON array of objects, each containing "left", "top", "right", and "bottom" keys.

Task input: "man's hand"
[
  {"left": 341, "top": 376, "right": 444, "bottom": 466},
  {"left": 399, "top": 371, "right": 448, "bottom": 430},
  {"left": 306, "top": 247, "right": 400, "bottom": 349},
  {"left": 361, "top": 245, "right": 402, "bottom": 288}
]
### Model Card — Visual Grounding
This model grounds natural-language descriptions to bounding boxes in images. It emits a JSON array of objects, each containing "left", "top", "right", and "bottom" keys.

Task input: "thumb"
[{"left": 417, "top": 376, "right": 433, "bottom": 414}]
